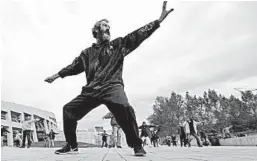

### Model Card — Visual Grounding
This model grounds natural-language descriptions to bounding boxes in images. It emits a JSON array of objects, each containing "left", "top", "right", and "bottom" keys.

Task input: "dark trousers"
[
  {"left": 63, "top": 88, "right": 142, "bottom": 148},
  {"left": 22, "top": 130, "right": 32, "bottom": 147},
  {"left": 180, "top": 134, "right": 186, "bottom": 147},
  {"left": 101, "top": 140, "right": 107, "bottom": 148}
]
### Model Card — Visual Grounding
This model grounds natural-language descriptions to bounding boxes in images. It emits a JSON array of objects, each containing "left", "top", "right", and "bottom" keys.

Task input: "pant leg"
[
  {"left": 180, "top": 135, "right": 183, "bottom": 147},
  {"left": 112, "top": 126, "right": 118, "bottom": 147},
  {"left": 26, "top": 131, "right": 31, "bottom": 146},
  {"left": 100, "top": 86, "right": 142, "bottom": 148},
  {"left": 63, "top": 95, "right": 101, "bottom": 148},
  {"left": 22, "top": 131, "right": 27, "bottom": 147},
  {"left": 117, "top": 127, "right": 122, "bottom": 147},
  {"left": 101, "top": 141, "right": 104, "bottom": 148},
  {"left": 1, "top": 136, "right": 4, "bottom": 147},
  {"left": 192, "top": 133, "right": 202, "bottom": 147},
  {"left": 186, "top": 134, "right": 191, "bottom": 147}
]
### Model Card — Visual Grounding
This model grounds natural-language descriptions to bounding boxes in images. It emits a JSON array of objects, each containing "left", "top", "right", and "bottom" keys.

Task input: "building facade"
[{"left": 1, "top": 101, "right": 58, "bottom": 147}]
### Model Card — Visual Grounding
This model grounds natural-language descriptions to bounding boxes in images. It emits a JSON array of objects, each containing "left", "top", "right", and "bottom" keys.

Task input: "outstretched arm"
[
  {"left": 119, "top": 1, "right": 174, "bottom": 57},
  {"left": 45, "top": 53, "right": 84, "bottom": 83}
]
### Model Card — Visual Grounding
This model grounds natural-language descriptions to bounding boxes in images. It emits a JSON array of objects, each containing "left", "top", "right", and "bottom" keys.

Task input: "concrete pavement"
[{"left": 1, "top": 146, "right": 257, "bottom": 161}]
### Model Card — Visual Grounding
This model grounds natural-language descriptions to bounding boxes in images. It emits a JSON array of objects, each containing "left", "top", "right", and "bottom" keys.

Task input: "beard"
[
  {"left": 102, "top": 33, "right": 110, "bottom": 41},
  {"left": 98, "top": 30, "right": 110, "bottom": 42}
]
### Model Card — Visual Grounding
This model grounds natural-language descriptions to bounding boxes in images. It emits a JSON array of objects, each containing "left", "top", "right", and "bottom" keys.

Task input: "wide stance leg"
[{"left": 63, "top": 95, "right": 101, "bottom": 148}]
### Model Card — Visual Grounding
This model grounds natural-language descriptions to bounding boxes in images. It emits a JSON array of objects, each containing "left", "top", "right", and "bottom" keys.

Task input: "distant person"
[
  {"left": 223, "top": 125, "right": 233, "bottom": 138},
  {"left": 151, "top": 127, "right": 161, "bottom": 147},
  {"left": 183, "top": 120, "right": 191, "bottom": 147},
  {"left": 1, "top": 126, "right": 10, "bottom": 147},
  {"left": 44, "top": 133, "right": 50, "bottom": 148},
  {"left": 49, "top": 129, "right": 57, "bottom": 148},
  {"left": 103, "top": 112, "right": 122, "bottom": 148},
  {"left": 139, "top": 122, "right": 156, "bottom": 147},
  {"left": 178, "top": 122, "right": 187, "bottom": 147},
  {"left": 99, "top": 130, "right": 109, "bottom": 148},
  {"left": 188, "top": 118, "right": 203, "bottom": 147},
  {"left": 166, "top": 136, "right": 171, "bottom": 146},
  {"left": 171, "top": 134, "right": 177, "bottom": 147},
  {"left": 14, "top": 131, "right": 22, "bottom": 147},
  {"left": 20, "top": 116, "right": 40, "bottom": 148}
]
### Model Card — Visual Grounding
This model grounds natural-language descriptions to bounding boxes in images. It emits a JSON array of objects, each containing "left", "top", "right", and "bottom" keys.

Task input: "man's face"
[{"left": 98, "top": 20, "right": 110, "bottom": 42}]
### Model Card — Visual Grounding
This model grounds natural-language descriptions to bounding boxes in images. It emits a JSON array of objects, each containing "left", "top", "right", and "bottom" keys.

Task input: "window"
[
  {"left": 49, "top": 117, "right": 57, "bottom": 123},
  {"left": 1, "top": 111, "right": 7, "bottom": 120},
  {"left": 34, "top": 115, "right": 46, "bottom": 142},
  {"left": 11, "top": 111, "right": 21, "bottom": 123},
  {"left": 24, "top": 113, "right": 32, "bottom": 121}
]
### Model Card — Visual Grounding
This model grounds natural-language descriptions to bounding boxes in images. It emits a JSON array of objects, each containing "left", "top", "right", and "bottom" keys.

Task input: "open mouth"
[{"left": 105, "top": 30, "right": 110, "bottom": 35}]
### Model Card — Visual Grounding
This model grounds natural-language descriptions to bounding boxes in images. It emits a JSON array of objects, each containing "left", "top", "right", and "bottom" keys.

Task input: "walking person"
[
  {"left": 44, "top": 1, "right": 173, "bottom": 156},
  {"left": 103, "top": 112, "right": 122, "bottom": 148},
  {"left": 20, "top": 116, "right": 40, "bottom": 148}
]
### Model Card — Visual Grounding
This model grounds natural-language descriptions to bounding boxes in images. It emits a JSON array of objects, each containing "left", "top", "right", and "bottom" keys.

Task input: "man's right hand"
[{"left": 44, "top": 74, "right": 60, "bottom": 83}]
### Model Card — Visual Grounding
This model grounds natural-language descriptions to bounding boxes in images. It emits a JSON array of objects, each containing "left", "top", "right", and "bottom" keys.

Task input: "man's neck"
[{"left": 96, "top": 38, "right": 109, "bottom": 45}]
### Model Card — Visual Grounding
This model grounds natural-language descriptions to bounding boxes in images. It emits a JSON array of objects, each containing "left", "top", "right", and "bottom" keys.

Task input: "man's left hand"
[{"left": 159, "top": 1, "right": 174, "bottom": 23}]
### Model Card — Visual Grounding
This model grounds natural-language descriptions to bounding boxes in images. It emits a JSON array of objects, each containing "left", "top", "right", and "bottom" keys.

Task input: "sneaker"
[
  {"left": 67, "top": 147, "right": 79, "bottom": 154},
  {"left": 134, "top": 145, "right": 145, "bottom": 156},
  {"left": 117, "top": 146, "right": 122, "bottom": 148},
  {"left": 55, "top": 143, "right": 71, "bottom": 155}
]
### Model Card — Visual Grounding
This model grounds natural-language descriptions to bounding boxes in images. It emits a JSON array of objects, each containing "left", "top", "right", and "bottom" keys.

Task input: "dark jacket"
[
  {"left": 139, "top": 125, "right": 156, "bottom": 138},
  {"left": 58, "top": 20, "right": 160, "bottom": 99},
  {"left": 49, "top": 131, "right": 56, "bottom": 140}
]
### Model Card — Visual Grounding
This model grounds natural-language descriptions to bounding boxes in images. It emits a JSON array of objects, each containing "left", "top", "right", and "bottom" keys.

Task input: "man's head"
[
  {"left": 92, "top": 19, "right": 110, "bottom": 43},
  {"left": 51, "top": 129, "right": 53, "bottom": 132},
  {"left": 142, "top": 121, "right": 146, "bottom": 125},
  {"left": 103, "top": 130, "right": 106, "bottom": 133}
]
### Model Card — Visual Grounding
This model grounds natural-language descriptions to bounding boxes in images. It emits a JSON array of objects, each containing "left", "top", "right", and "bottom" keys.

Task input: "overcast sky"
[{"left": 1, "top": 0, "right": 257, "bottom": 131}]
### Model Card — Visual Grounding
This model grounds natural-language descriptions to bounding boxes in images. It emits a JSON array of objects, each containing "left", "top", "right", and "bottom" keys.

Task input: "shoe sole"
[
  {"left": 135, "top": 152, "right": 145, "bottom": 156},
  {"left": 55, "top": 152, "right": 68, "bottom": 155},
  {"left": 67, "top": 151, "right": 79, "bottom": 154},
  {"left": 55, "top": 151, "right": 79, "bottom": 155}
]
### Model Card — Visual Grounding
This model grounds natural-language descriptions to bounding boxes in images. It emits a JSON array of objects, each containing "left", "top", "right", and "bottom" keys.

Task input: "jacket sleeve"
[
  {"left": 58, "top": 52, "right": 85, "bottom": 78},
  {"left": 119, "top": 20, "right": 160, "bottom": 57}
]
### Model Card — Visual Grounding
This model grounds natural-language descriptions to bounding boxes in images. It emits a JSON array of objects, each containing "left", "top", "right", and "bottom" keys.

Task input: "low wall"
[{"left": 219, "top": 135, "right": 257, "bottom": 146}]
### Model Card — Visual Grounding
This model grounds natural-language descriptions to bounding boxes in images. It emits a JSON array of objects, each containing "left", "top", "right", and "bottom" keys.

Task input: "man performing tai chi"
[{"left": 45, "top": 1, "right": 173, "bottom": 156}]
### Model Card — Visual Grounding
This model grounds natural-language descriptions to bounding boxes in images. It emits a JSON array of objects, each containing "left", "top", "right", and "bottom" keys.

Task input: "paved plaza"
[{"left": 1, "top": 146, "right": 257, "bottom": 161}]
